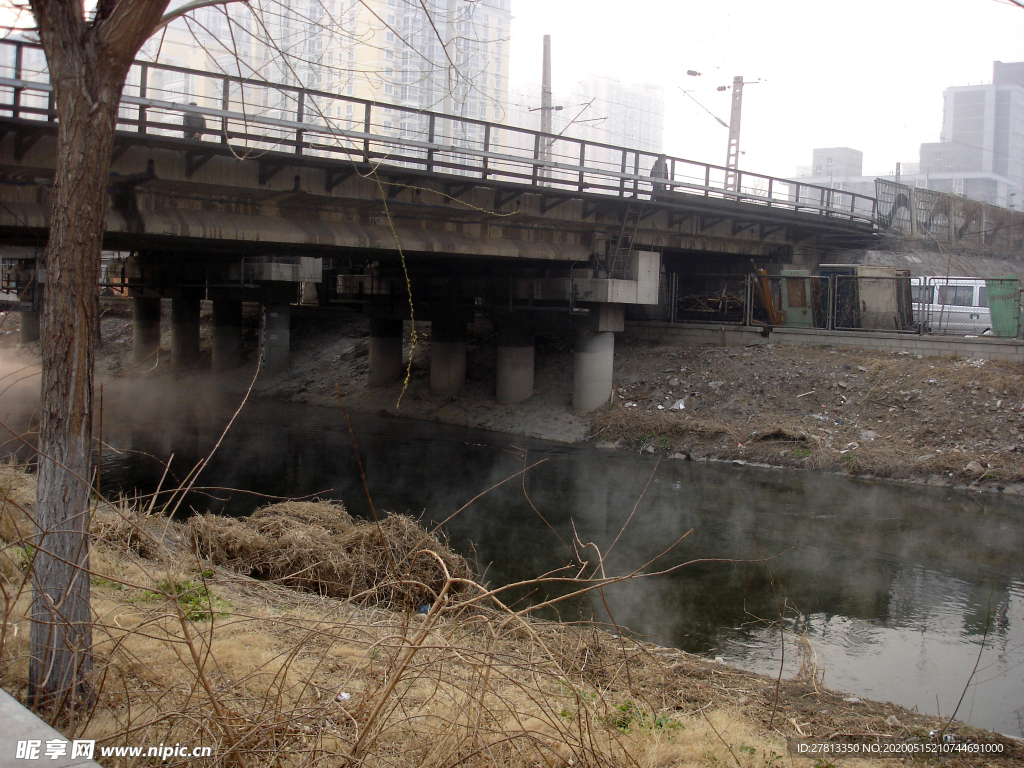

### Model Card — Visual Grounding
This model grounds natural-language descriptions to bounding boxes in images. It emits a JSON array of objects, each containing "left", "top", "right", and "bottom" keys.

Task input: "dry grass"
[
  {"left": 186, "top": 501, "right": 473, "bottom": 608},
  {"left": 2, "top": 465, "right": 1019, "bottom": 767}
]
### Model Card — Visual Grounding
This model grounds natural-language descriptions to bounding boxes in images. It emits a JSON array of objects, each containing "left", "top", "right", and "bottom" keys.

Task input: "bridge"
[{"left": 0, "top": 39, "right": 879, "bottom": 411}]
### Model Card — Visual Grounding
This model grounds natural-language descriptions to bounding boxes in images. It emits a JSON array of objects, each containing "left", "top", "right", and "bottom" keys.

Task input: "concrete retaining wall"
[{"left": 624, "top": 321, "right": 1024, "bottom": 364}]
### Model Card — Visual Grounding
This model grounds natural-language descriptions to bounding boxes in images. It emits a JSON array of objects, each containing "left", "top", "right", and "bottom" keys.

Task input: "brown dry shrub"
[
  {"left": 90, "top": 501, "right": 164, "bottom": 558},
  {"left": 186, "top": 501, "right": 472, "bottom": 608},
  {"left": 0, "top": 462, "right": 35, "bottom": 544}
]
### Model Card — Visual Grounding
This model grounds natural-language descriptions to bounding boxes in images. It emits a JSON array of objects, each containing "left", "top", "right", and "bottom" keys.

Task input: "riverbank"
[
  {"left": 4, "top": 303, "right": 1022, "bottom": 489},
  {"left": 1, "top": 466, "right": 1019, "bottom": 766},
  {"left": 80, "top": 304, "right": 1024, "bottom": 492}
]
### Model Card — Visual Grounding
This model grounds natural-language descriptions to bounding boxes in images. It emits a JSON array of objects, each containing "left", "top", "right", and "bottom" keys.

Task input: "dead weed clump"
[{"left": 187, "top": 501, "right": 473, "bottom": 608}]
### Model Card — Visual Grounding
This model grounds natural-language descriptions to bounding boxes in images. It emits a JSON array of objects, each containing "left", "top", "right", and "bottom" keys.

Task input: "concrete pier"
[
  {"left": 430, "top": 317, "right": 467, "bottom": 395},
  {"left": 496, "top": 326, "right": 535, "bottom": 403},
  {"left": 572, "top": 304, "right": 624, "bottom": 413},
  {"left": 131, "top": 296, "right": 161, "bottom": 365},
  {"left": 19, "top": 310, "right": 39, "bottom": 344},
  {"left": 212, "top": 300, "right": 243, "bottom": 371},
  {"left": 19, "top": 285, "right": 42, "bottom": 344},
  {"left": 171, "top": 289, "right": 202, "bottom": 368},
  {"left": 368, "top": 317, "right": 404, "bottom": 387},
  {"left": 263, "top": 302, "right": 290, "bottom": 373}
]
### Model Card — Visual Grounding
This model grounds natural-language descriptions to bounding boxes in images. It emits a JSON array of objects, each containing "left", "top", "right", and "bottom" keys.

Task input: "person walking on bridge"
[
  {"left": 650, "top": 154, "right": 669, "bottom": 197},
  {"left": 183, "top": 102, "right": 205, "bottom": 140}
]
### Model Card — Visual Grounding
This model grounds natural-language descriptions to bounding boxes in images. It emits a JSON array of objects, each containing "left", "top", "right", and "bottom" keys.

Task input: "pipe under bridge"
[{"left": 0, "top": 39, "right": 880, "bottom": 411}]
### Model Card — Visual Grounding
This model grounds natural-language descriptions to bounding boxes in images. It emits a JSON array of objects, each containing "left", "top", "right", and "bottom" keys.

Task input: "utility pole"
[
  {"left": 540, "top": 34, "right": 553, "bottom": 177},
  {"left": 724, "top": 75, "right": 743, "bottom": 193}
]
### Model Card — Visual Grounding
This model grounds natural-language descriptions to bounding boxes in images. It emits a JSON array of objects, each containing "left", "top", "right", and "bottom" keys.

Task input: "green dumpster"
[{"left": 984, "top": 277, "right": 1021, "bottom": 338}]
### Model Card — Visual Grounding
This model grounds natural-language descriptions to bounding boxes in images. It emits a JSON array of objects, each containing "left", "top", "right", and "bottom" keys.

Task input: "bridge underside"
[{"left": 0, "top": 122, "right": 878, "bottom": 411}]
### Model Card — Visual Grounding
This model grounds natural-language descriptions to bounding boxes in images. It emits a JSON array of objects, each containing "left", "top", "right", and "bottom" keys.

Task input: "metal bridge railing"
[{"left": 0, "top": 38, "right": 877, "bottom": 225}]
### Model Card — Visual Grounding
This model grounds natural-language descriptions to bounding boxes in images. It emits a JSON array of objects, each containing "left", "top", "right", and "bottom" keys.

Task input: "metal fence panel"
[
  {"left": 671, "top": 273, "right": 748, "bottom": 324},
  {"left": 752, "top": 274, "right": 831, "bottom": 329},
  {"left": 833, "top": 274, "right": 916, "bottom": 332}
]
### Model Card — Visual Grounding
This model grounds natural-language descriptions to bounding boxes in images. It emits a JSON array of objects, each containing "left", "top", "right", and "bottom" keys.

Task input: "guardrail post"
[
  {"left": 295, "top": 90, "right": 305, "bottom": 155},
  {"left": 704, "top": 164, "right": 711, "bottom": 197},
  {"left": 767, "top": 177, "right": 774, "bottom": 207},
  {"left": 577, "top": 143, "right": 585, "bottom": 192},
  {"left": 363, "top": 103, "right": 371, "bottom": 163},
  {"left": 632, "top": 152, "right": 640, "bottom": 198},
  {"left": 426, "top": 113, "right": 435, "bottom": 173},
  {"left": 138, "top": 64, "right": 148, "bottom": 133},
  {"left": 482, "top": 123, "right": 490, "bottom": 178},
  {"left": 12, "top": 42, "right": 22, "bottom": 120},
  {"left": 532, "top": 132, "right": 541, "bottom": 186},
  {"left": 619, "top": 149, "right": 626, "bottom": 197},
  {"left": 221, "top": 76, "right": 229, "bottom": 143}
]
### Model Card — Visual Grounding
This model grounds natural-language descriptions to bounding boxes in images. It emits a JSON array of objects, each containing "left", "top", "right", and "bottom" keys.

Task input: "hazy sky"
[{"left": 508, "top": 0, "right": 1024, "bottom": 180}]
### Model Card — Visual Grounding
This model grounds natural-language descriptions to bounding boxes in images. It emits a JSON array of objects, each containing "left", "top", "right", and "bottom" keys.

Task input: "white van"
[{"left": 911, "top": 277, "right": 991, "bottom": 335}]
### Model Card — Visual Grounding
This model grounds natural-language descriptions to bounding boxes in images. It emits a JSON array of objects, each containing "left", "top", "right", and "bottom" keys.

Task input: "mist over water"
[{"left": 2, "top": 359, "right": 1022, "bottom": 738}]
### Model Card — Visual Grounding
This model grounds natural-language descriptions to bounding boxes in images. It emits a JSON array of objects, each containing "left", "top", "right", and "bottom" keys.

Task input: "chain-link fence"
[{"left": 664, "top": 271, "right": 1023, "bottom": 337}]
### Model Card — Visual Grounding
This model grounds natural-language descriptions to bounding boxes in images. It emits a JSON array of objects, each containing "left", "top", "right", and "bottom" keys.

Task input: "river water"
[{"left": 3, "top": 378, "right": 1023, "bottom": 737}]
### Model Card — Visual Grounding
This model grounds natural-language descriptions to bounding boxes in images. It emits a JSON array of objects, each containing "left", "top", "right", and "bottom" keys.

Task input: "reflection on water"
[{"left": 4, "top": 377, "right": 1023, "bottom": 737}]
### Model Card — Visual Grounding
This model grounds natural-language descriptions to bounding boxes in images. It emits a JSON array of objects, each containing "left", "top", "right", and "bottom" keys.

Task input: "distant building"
[
  {"left": 810, "top": 147, "right": 863, "bottom": 179},
  {"left": 793, "top": 61, "right": 1024, "bottom": 210},
  {"left": 504, "top": 75, "right": 664, "bottom": 170},
  {"left": 139, "top": 0, "right": 511, "bottom": 134},
  {"left": 915, "top": 60, "right": 1024, "bottom": 207}
]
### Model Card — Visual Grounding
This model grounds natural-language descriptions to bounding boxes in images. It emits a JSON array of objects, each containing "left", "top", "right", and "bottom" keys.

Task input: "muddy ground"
[{"left": 65, "top": 302, "right": 1024, "bottom": 494}]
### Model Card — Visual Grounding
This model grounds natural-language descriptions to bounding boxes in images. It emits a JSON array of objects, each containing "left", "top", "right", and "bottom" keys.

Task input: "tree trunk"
[
  {"left": 27, "top": 0, "right": 171, "bottom": 715},
  {"left": 28, "top": 82, "right": 120, "bottom": 714}
]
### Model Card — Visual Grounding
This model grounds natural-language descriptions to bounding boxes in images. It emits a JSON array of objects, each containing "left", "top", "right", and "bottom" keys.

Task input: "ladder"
[{"left": 608, "top": 205, "right": 641, "bottom": 279}]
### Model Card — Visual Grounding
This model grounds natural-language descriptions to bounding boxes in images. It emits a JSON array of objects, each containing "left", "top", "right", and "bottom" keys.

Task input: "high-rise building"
[
  {"left": 139, "top": 0, "right": 511, "bottom": 130},
  {"left": 795, "top": 62, "right": 1024, "bottom": 210},
  {"left": 917, "top": 60, "right": 1024, "bottom": 207},
  {"left": 809, "top": 147, "right": 863, "bottom": 179},
  {"left": 504, "top": 75, "right": 664, "bottom": 169}
]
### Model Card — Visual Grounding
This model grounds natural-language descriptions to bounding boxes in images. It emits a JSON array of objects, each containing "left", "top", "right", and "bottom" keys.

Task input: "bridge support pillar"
[
  {"left": 212, "top": 300, "right": 243, "bottom": 371},
  {"left": 572, "top": 304, "right": 623, "bottom": 413},
  {"left": 263, "top": 303, "right": 290, "bottom": 373},
  {"left": 171, "top": 289, "right": 202, "bottom": 368},
  {"left": 430, "top": 317, "right": 467, "bottom": 395},
  {"left": 496, "top": 326, "right": 534, "bottom": 404},
  {"left": 131, "top": 296, "right": 162, "bottom": 365},
  {"left": 19, "top": 311, "right": 39, "bottom": 344},
  {"left": 368, "top": 318, "right": 404, "bottom": 387},
  {"left": 19, "top": 285, "right": 42, "bottom": 345}
]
